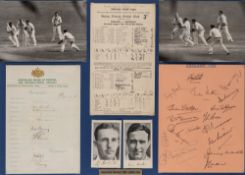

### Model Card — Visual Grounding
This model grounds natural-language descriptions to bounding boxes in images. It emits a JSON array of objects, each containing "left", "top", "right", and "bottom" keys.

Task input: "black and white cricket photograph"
[
  {"left": 159, "top": 0, "right": 245, "bottom": 62},
  {"left": 0, "top": 1, "right": 86, "bottom": 61}
]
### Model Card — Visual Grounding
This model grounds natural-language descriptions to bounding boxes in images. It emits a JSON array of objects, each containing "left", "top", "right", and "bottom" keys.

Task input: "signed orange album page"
[{"left": 158, "top": 65, "right": 244, "bottom": 173}]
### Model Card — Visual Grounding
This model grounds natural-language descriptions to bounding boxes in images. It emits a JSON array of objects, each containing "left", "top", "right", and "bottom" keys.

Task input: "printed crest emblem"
[{"left": 31, "top": 68, "right": 44, "bottom": 78}]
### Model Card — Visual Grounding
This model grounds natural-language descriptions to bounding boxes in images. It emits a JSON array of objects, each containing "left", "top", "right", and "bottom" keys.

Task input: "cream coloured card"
[{"left": 6, "top": 65, "right": 81, "bottom": 174}]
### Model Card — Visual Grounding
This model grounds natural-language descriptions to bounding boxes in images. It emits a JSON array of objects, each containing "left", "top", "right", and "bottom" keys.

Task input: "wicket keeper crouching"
[{"left": 59, "top": 29, "right": 80, "bottom": 52}]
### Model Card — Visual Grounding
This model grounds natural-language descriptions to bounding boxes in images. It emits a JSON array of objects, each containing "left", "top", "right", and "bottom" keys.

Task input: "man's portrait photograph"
[
  {"left": 124, "top": 120, "right": 152, "bottom": 168},
  {"left": 91, "top": 120, "right": 121, "bottom": 168}
]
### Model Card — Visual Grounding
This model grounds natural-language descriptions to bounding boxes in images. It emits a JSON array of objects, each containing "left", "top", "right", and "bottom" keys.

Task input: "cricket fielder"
[
  {"left": 25, "top": 20, "right": 37, "bottom": 46},
  {"left": 206, "top": 24, "right": 230, "bottom": 55},
  {"left": 51, "top": 11, "right": 63, "bottom": 41},
  {"left": 17, "top": 19, "right": 27, "bottom": 46},
  {"left": 217, "top": 10, "right": 233, "bottom": 42},
  {"left": 6, "top": 22, "right": 19, "bottom": 47},
  {"left": 180, "top": 18, "right": 194, "bottom": 47},
  {"left": 191, "top": 19, "right": 208, "bottom": 46},
  {"left": 170, "top": 12, "right": 183, "bottom": 40},
  {"left": 59, "top": 29, "right": 80, "bottom": 52}
]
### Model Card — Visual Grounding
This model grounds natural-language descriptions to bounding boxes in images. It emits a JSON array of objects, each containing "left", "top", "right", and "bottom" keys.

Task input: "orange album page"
[{"left": 158, "top": 65, "right": 244, "bottom": 173}]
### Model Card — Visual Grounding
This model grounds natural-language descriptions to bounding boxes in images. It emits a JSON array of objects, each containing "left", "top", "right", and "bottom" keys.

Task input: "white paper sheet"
[
  {"left": 90, "top": 3, "right": 156, "bottom": 115},
  {"left": 6, "top": 65, "right": 80, "bottom": 174}
]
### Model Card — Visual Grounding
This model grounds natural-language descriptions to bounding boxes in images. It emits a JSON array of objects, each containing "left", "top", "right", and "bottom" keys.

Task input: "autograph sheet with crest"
[
  {"left": 90, "top": 3, "right": 156, "bottom": 115},
  {"left": 6, "top": 65, "right": 80, "bottom": 174},
  {"left": 158, "top": 65, "right": 244, "bottom": 173}
]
